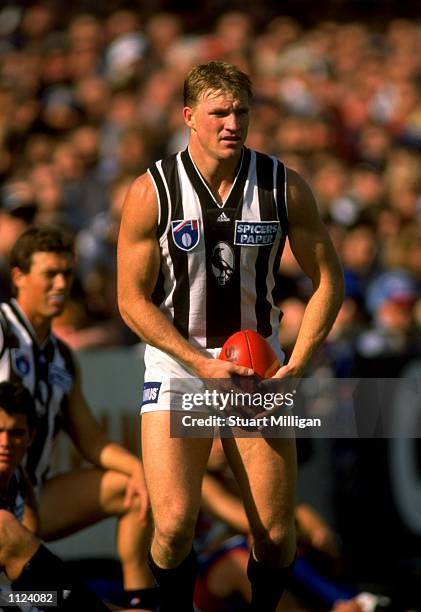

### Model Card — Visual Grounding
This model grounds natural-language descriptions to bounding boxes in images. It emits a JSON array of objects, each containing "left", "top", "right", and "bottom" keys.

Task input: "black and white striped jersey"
[
  {"left": 148, "top": 147, "right": 288, "bottom": 349},
  {"left": 0, "top": 300, "right": 75, "bottom": 488}
]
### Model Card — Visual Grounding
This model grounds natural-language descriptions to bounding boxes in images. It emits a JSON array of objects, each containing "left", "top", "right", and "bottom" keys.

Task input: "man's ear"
[
  {"left": 183, "top": 106, "right": 195, "bottom": 130},
  {"left": 11, "top": 267, "right": 25, "bottom": 291}
]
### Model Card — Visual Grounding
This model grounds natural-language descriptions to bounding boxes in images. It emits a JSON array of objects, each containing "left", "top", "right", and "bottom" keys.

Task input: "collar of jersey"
[
  {"left": 182, "top": 147, "right": 249, "bottom": 209},
  {"left": 10, "top": 299, "right": 53, "bottom": 350}
]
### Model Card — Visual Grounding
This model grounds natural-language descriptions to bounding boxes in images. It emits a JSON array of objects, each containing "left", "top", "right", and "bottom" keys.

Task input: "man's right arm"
[{"left": 117, "top": 173, "right": 252, "bottom": 379}]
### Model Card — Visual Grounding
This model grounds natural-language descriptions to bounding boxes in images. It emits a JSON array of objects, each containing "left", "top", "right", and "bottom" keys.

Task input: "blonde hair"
[{"left": 184, "top": 61, "right": 252, "bottom": 107}]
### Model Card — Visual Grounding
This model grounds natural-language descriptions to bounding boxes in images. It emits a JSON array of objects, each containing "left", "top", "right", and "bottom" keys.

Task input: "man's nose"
[
  {"left": 54, "top": 273, "right": 67, "bottom": 290},
  {"left": 0, "top": 432, "right": 11, "bottom": 446},
  {"left": 225, "top": 113, "right": 240, "bottom": 131}
]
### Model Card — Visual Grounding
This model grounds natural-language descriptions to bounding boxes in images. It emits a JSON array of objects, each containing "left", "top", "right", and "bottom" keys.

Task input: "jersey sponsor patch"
[
  {"left": 48, "top": 363, "right": 73, "bottom": 393},
  {"left": 234, "top": 221, "right": 280, "bottom": 246},
  {"left": 171, "top": 219, "right": 200, "bottom": 251},
  {"left": 142, "top": 382, "right": 162, "bottom": 405},
  {"left": 11, "top": 349, "right": 31, "bottom": 377},
  {"left": 211, "top": 242, "right": 235, "bottom": 286}
]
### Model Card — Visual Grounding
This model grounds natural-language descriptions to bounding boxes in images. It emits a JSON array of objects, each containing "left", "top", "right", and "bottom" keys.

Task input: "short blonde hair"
[{"left": 184, "top": 61, "right": 252, "bottom": 107}]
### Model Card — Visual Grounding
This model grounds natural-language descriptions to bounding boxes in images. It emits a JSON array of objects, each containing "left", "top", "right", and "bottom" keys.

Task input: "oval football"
[
  {"left": 220, "top": 329, "right": 280, "bottom": 379},
  {"left": 219, "top": 330, "right": 253, "bottom": 369}
]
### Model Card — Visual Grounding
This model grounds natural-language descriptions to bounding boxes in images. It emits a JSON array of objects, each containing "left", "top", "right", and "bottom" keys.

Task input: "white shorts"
[{"left": 140, "top": 336, "right": 284, "bottom": 413}]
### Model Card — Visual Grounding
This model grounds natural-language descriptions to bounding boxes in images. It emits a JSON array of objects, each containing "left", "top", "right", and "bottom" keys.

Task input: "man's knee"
[
  {"left": 252, "top": 521, "right": 296, "bottom": 567},
  {"left": 0, "top": 510, "right": 40, "bottom": 579},
  {"left": 153, "top": 511, "right": 196, "bottom": 555}
]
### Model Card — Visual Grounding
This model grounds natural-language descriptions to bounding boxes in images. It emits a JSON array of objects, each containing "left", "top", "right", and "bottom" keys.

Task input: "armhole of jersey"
[
  {"left": 276, "top": 161, "right": 289, "bottom": 235},
  {"left": 55, "top": 335, "right": 77, "bottom": 378},
  {"left": 148, "top": 163, "right": 170, "bottom": 242}
]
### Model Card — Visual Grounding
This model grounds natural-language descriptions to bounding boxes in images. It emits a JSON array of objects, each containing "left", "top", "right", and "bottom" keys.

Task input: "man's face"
[
  {"left": 0, "top": 409, "right": 31, "bottom": 476},
  {"left": 13, "top": 251, "right": 74, "bottom": 321},
  {"left": 184, "top": 89, "right": 250, "bottom": 161}
]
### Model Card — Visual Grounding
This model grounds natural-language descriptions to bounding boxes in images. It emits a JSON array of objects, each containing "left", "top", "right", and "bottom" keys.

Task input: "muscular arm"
[
  {"left": 117, "top": 173, "right": 252, "bottom": 379},
  {"left": 276, "top": 169, "right": 344, "bottom": 378},
  {"left": 62, "top": 363, "right": 148, "bottom": 518},
  {"left": 63, "top": 363, "right": 140, "bottom": 476}
]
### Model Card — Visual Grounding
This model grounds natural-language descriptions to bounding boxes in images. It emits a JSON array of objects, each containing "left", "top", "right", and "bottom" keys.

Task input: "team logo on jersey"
[
  {"left": 11, "top": 349, "right": 31, "bottom": 377},
  {"left": 171, "top": 219, "right": 200, "bottom": 251},
  {"left": 142, "top": 382, "right": 161, "bottom": 406},
  {"left": 48, "top": 364, "right": 73, "bottom": 393},
  {"left": 234, "top": 221, "right": 280, "bottom": 246},
  {"left": 211, "top": 242, "right": 235, "bottom": 286}
]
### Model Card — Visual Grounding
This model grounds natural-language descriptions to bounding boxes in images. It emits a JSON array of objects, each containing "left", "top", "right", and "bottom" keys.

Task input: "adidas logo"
[{"left": 217, "top": 211, "right": 230, "bottom": 222}]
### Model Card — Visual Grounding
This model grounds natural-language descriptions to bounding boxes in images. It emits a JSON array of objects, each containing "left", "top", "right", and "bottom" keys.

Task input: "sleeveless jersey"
[
  {"left": 148, "top": 147, "right": 288, "bottom": 349},
  {"left": 0, "top": 300, "right": 76, "bottom": 488}
]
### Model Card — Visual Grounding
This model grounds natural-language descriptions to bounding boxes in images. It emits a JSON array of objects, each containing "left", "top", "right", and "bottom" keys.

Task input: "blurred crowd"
[
  {"left": 0, "top": 4, "right": 419, "bottom": 609},
  {"left": 0, "top": 1, "right": 419, "bottom": 376}
]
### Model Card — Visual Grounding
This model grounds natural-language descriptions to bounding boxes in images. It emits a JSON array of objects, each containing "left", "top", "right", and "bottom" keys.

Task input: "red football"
[{"left": 219, "top": 329, "right": 280, "bottom": 379}]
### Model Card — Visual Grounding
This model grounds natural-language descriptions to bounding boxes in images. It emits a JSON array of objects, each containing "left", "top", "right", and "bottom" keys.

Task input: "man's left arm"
[
  {"left": 275, "top": 168, "right": 344, "bottom": 379},
  {"left": 62, "top": 361, "right": 148, "bottom": 519}
]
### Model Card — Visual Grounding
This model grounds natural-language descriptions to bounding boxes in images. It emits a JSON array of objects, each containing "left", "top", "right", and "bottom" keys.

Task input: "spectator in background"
[
  {"left": 385, "top": 224, "right": 421, "bottom": 281},
  {"left": 339, "top": 222, "right": 380, "bottom": 297},
  {"left": 311, "top": 156, "right": 350, "bottom": 222},
  {"left": 0, "top": 183, "right": 37, "bottom": 301},
  {"left": 74, "top": 75, "right": 111, "bottom": 126},
  {"left": 142, "top": 12, "right": 184, "bottom": 75},
  {"left": 354, "top": 269, "right": 420, "bottom": 378},
  {"left": 0, "top": 3, "right": 418, "bottom": 363},
  {"left": 55, "top": 174, "right": 138, "bottom": 349}
]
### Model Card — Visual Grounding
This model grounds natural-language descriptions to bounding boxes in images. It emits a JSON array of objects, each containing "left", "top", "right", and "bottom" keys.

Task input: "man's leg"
[
  {"left": 223, "top": 436, "right": 297, "bottom": 611},
  {"left": 141, "top": 411, "right": 213, "bottom": 611},
  {"left": 0, "top": 510, "right": 109, "bottom": 611},
  {"left": 38, "top": 468, "right": 156, "bottom": 608},
  {"left": 0, "top": 510, "right": 39, "bottom": 583}
]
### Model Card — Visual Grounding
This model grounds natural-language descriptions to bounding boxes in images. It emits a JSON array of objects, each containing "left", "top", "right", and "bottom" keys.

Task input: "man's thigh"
[
  {"left": 39, "top": 468, "right": 129, "bottom": 540},
  {"left": 222, "top": 436, "right": 297, "bottom": 533},
  {"left": 141, "top": 411, "right": 213, "bottom": 526}
]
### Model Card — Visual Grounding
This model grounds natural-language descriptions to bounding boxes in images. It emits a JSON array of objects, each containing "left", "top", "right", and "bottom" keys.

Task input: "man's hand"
[
  {"left": 296, "top": 503, "right": 340, "bottom": 558},
  {"left": 123, "top": 461, "right": 149, "bottom": 524},
  {"left": 194, "top": 357, "right": 253, "bottom": 379},
  {"left": 272, "top": 362, "right": 304, "bottom": 379},
  {"left": 242, "top": 374, "right": 300, "bottom": 432}
]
